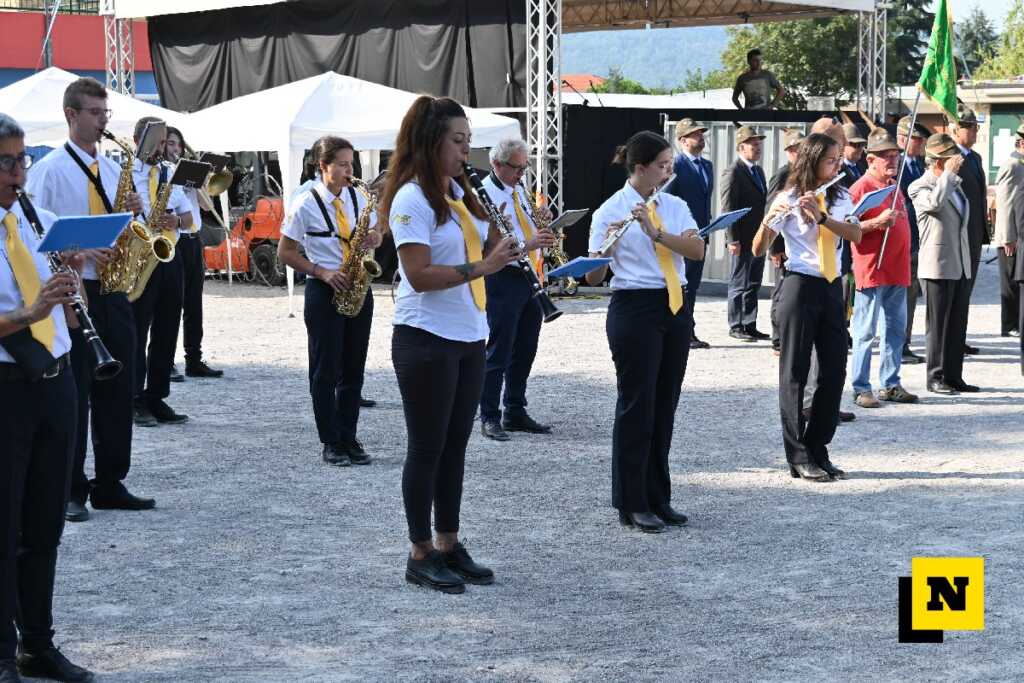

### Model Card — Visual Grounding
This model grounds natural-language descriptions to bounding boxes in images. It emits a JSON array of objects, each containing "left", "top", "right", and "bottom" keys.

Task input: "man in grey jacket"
[
  {"left": 994, "top": 125, "right": 1024, "bottom": 338},
  {"left": 908, "top": 134, "right": 977, "bottom": 394}
]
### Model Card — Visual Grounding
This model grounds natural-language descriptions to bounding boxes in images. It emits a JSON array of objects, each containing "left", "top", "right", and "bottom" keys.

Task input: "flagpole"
[{"left": 875, "top": 89, "right": 922, "bottom": 271}]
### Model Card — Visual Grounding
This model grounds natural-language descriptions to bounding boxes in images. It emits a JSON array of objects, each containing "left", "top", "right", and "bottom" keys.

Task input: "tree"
[
  {"left": 957, "top": 7, "right": 998, "bottom": 77},
  {"left": 887, "top": 0, "right": 935, "bottom": 86},
  {"left": 975, "top": 1, "right": 1024, "bottom": 80},
  {"left": 590, "top": 67, "right": 652, "bottom": 94}
]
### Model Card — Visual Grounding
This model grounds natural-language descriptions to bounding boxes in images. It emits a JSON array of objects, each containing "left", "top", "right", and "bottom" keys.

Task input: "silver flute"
[
  {"left": 765, "top": 171, "right": 846, "bottom": 230},
  {"left": 597, "top": 173, "right": 676, "bottom": 257}
]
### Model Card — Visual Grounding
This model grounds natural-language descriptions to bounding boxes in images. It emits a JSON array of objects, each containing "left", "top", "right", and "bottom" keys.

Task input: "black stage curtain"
[{"left": 149, "top": 0, "right": 525, "bottom": 112}]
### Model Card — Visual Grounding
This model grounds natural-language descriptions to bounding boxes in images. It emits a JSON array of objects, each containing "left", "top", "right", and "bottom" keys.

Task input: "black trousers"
[
  {"left": 606, "top": 289, "right": 692, "bottom": 512},
  {"left": 132, "top": 250, "right": 184, "bottom": 402},
  {"left": 1019, "top": 283, "right": 1024, "bottom": 375},
  {"left": 683, "top": 253, "right": 706, "bottom": 338},
  {"left": 480, "top": 267, "right": 542, "bottom": 423},
  {"left": 727, "top": 247, "right": 765, "bottom": 330},
  {"left": 393, "top": 325, "right": 484, "bottom": 544},
  {"left": 775, "top": 273, "right": 846, "bottom": 466},
  {"left": 68, "top": 283, "right": 136, "bottom": 500},
  {"left": 770, "top": 263, "right": 785, "bottom": 349},
  {"left": 178, "top": 234, "right": 207, "bottom": 364},
  {"left": 998, "top": 247, "right": 1020, "bottom": 334},
  {"left": 924, "top": 277, "right": 971, "bottom": 385},
  {"left": 905, "top": 252, "right": 921, "bottom": 348},
  {"left": 303, "top": 279, "right": 374, "bottom": 446},
  {"left": 0, "top": 366, "right": 76, "bottom": 659}
]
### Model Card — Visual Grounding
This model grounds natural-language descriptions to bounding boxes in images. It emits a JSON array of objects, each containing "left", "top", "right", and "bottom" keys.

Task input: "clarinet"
[
  {"left": 14, "top": 187, "right": 123, "bottom": 381},
  {"left": 462, "top": 164, "right": 562, "bottom": 323}
]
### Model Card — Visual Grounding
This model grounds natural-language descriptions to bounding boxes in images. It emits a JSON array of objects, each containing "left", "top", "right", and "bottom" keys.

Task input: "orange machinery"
[{"left": 203, "top": 196, "right": 288, "bottom": 286}]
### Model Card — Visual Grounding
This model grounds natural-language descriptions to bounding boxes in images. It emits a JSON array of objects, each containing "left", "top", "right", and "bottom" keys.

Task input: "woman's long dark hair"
[
  {"left": 785, "top": 133, "right": 846, "bottom": 207},
  {"left": 379, "top": 95, "right": 486, "bottom": 229}
]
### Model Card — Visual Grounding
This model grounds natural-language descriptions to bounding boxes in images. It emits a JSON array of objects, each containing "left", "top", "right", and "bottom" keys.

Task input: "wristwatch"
[
  {"left": 816, "top": 211, "right": 828, "bottom": 225},
  {"left": 653, "top": 229, "right": 665, "bottom": 243}
]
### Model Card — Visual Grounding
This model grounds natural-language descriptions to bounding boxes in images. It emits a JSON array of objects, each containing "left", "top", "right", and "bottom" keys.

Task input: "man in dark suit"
[
  {"left": 666, "top": 118, "right": 712, "bottom": 349},
  {"left": 767, "top": 128, "right": 804, "bottom": 351},
  {"left": 721, "top": 125, "right": 768, "bottom": 341},
  {"left": 952, "top": 109, "right": 988, "bottom": 355},
  {"left": 840, "top": 123, "right": 867, "bottom": 186},
  {"left": 896, "top": 116, "right": 929, "bottom": 364}
]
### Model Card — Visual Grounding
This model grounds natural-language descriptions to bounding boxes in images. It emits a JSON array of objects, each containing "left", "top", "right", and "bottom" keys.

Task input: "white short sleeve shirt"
[
  {"left": 480, "top": 173, "right": 541, "bottom": 266},
  {"left": 281, "top": 180, "right": 372, "bottom": 272},
  {"left": 772, "top": 188, "right": 854, "bottom": 279}
]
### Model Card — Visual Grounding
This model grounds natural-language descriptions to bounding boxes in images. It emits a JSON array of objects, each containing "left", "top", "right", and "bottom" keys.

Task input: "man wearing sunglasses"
[{"left": 25, "top": 77, "right": 156, "bottom": 523}]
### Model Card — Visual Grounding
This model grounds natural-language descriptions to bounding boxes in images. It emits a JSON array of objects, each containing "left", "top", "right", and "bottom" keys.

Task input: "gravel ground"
[{"left": 50, "top": 248, "right": 1022, "bottom": 682}]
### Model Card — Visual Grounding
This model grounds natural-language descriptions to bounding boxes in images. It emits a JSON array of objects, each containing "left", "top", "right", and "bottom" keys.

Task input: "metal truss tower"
[
  {"left": 857, "top": 2, "right": 887, "bottom": 123},
  {"left": 525, "top": 0, "right": 563, "bottom": 212},
  {"left": 101, "top": 0, "right": 135, "bottom": 95}
]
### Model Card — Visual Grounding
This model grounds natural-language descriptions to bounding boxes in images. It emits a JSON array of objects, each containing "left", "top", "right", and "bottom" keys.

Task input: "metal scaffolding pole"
[
  {"left": 101, "top": 0, "right": 135, "bottom": 96},
  {"left": 525, "top": 0, "right": 563, "bottom": 212},
  {"left": 856, "top": 2, "right": 888, "bottom": 122}
]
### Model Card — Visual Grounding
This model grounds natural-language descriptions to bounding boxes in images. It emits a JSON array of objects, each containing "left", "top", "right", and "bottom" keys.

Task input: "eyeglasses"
[
  {"left": 502, "top": 161, "right": 529, "bottom": 173},
  {"left": 74, "top": 107, "right": 113, "bottom": 118},
  {"left": 0, "top": 152, "right": 33, "bottom": 173}
]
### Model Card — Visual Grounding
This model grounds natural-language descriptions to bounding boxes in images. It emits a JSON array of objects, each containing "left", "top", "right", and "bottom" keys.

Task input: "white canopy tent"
[{"left": 0, "top": 67, "right": 189, "bottom": 147}]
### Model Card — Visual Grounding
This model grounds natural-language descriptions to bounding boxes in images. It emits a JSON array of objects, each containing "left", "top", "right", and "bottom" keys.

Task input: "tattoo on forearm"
[{"left": 452, "top": 262, "right": 476, "bottom": 283}]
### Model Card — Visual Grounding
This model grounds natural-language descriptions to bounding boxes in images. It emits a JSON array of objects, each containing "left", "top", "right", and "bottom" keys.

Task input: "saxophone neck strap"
[
  {"left": 64, "top": 143, "right": 114, "bottom": 214},
  {"left": 309, "top": 186, "right": 360, "bottom": 243}
]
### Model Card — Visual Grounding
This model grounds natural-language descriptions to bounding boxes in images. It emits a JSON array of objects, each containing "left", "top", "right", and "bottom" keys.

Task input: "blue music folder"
[
  {"left": 36, "top": 213, "right": 133, "bottom": 253},
  {"left": 852, "top": 184, "right": 897, "bottom": 217},
  {"left": 547, "top": 256, "right": 611, "bottom": 279},
  {"left": 699, "top": 207, "right": 751, "bottom": 239}
]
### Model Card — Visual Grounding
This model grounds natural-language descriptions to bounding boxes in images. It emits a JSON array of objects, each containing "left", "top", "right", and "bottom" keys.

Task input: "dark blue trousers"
[
  {"left": 727, "top": 247, "right": 765, "bottom": 330},
  {"left": 479, "top": 267, "right": 542, "bottom": 423},
  {"left": 683, "top": 254, "right": 705, "bottom": 337},
  {"left": 304, "top": 279, "right": 373, "bottom": 446},
  {"left": 132, "top": 250, "right": 183, "bottom": 402}
]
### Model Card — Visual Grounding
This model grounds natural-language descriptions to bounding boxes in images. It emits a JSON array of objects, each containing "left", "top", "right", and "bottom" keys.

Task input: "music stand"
[
  {"left": 198, "top": 152, "right": 230, "bottom": 174},
  {"left": 170, "top": 159, "right": 214, "bottom": 190}
]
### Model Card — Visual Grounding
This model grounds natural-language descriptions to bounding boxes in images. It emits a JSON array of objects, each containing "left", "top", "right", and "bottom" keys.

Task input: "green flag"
[{"left": 917, "top": 0, "right": 959, "bottom": 122}]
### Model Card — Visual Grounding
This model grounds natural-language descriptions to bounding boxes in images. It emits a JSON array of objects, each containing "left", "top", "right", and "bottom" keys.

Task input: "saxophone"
[
  {"left": 332, "top": 178, "right": 382, "bottom": 317},
  {"left": 126, "top": 164, "right": 178, "bottom": 303},
  {"left": 99, "top": 131, "right": 175, "bottom": 295},
  {"left": 526, "top": 187, "right": 578, "bottom": 296}
]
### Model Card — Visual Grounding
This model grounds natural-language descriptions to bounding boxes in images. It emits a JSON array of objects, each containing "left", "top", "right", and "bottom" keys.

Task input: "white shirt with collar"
[
  {"left": 770, "top": 188, "right": 854, "bottom": 279},
  {"left": 0, "top": 202, "right": 71, "bottom": 362},
  {"left": 479, "top": 173, "right": 541, "bottom": 266},
  {"left": 180, "top": 187, "right": 202, "bottom": 235},
  {"left": 281, "top": 180, "right": 373, "bottom": 272},
  {"left": 24, "top": 139, "right": 122, "bottom": 281},
  {"left": 588, "top": 180, "right": 698, "bottom": 290},
  {"left": 390, "top": 179, "right": 489, "bottom": 342},
  {"left": 131, "top": 159, "right": 192, "bottom": 235}
]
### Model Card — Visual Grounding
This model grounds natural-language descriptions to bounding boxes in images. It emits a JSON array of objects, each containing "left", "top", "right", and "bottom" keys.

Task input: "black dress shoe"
[
  {"left": 322, "top": 443, "right": 351, "bottom": 466},
  {"left": 618, "top": 510, "right": 667, "bottom": 533},
  {"left": 948, "top": 380, "right": 980, "bottom": 393},
  {"left": 441, "top": 543, "right": 494, "bottom": 585},
  {"left": 745, "top": 326, "right": 770, "bottom": 340},
  {"left": 147, "top": 399, "right": 188, "bottom": 424},
  {"left": 359, "top": 396, "right": 377, "bottom": 408},
  {"left": 501, "top": 413, "right": 552, "bottom": 434},
  {"left": 838, "top": 410, "right": 856, "bottom": 423},
  {"left": 185, "top": 360, "right": 224, "bottom": 378},
  {"left": 927, "top": 380, "right": 959, "bottom": 395},
  {"left": 65, "top": 499, "right": 90, "bottom": 523},
  {"left": 133, "top": 401, "right": 157, "bottom": 428},
  {"left": 654, "top": 505, "right": 689, "bottom": 526},
  {"left": 963, "top": 343, "right": 979, "bottom": 355},
  {"left": 819, "top": 460, "right": 848, "bottom": 480},
  {"left": 346, "top": 439, "right": 372, "bottom": 465},
  {"left": 406, "top": 551, "right": 466, "bottom": 594},
  {"left": 729, "top": 328, "right": 755, "bottom": 342},
  {"left": 788, "top": 463, "right": 832, "bottom": 482},
  {"left": 90, "top": 482, "right": 156, "bottom": 511},
  {"left": 169, "top": 364, "right": 184, "bottom": 383},
  {"left": 689, "top": 336, "right": 711, "bottom": 349},
  {"left": 901, "top": 347, "right": 924, "bottom": 364},
  {"left": 17, "top": 646, "right": 93, "bottom": 683},
  {"left": 0, "top": 659, "right": 21, "bottom": 683},
  {"left": 481, "top": 420, "right": 511, "bottom": 441}
]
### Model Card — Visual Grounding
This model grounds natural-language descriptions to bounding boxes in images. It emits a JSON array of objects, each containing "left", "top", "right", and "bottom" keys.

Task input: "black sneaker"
[
  {"left": 90, "top": 482, "right": 156, "bottom": 511},
  {"left": 729, "top": 328, "right": 755, "bottom": 342},
  {"left": 185, "top": 360, "right": 224, "bottom": 378},
  {"left": 16, "top": 645, "right": 94, "bottom": 683},
  {"left": 406, "top": 551, "right": 466, "bottom": 594},
  {"left": 133, "top": 401, "right": 157, "bottom": 427},
  {"left": 745, "top": 326, "right": 770, "bottom": 340},
  {"left": 322, "top": 443, "right": 351, "bottom": 466},
  {"left": 441, "top": 542, "right": 495, "bottom": 585},
  {"left": 346, "top": 438, "right": 372, "bottom": 465},
  {"left": 148, "top": 399, "right": 189, "bottom": 424}
]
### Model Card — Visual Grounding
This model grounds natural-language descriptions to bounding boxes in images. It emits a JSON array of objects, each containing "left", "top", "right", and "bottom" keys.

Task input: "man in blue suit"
[
  {"left": 896, "top": 115, "right": 929, "bottom": 364},
  {"left": 667, "top": 118, "right": 713, "bottom": 349}
]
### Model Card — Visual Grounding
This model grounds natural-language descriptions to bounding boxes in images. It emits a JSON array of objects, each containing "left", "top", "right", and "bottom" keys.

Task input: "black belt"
[
  {"left": 179, "top": 231, "right": 199, "bottom": 239},
  {"left": 0, "top": 353, "right": 70, "bottom": 382}
]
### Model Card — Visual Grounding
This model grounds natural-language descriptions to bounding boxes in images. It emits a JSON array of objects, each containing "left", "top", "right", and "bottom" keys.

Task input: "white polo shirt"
[
  {"left": 589, "top": 180, "right": 697, "bottom": 290},
  {"left": 132, "top": 159, "right": 192, "bottom": 235},
  {"left": 0, "top": 202, "right": 71, "bottom": 362},
  {"left": 770, "top": 188, "right": 854, "bottom": 279},
  {"left": 281, "top": 180, "right": 373, "bottom": 272},
  {"left": 390, "top": 180, "right": 489, "bottom": 342},
  {"left": 479, "top": 173, "right": 541, "bottom": 266},
  {"left": 180, "top": 187, "right": 202, "bottom": 235},
  {"left": 24, "top": 139, "right": 122, "bottom": 281}
]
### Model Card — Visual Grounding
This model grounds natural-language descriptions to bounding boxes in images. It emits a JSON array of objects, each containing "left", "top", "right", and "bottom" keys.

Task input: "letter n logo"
[{"left": 911, "top": 557, "right": 985, "bottom": 632}]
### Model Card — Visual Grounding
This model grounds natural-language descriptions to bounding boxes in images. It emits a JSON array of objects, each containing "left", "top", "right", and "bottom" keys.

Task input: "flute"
[
  {"left": 764, "top": 172, "right": 846, "bottom": 230},
  {"left": 597, "top": 174, "right": 676, "bottom": 257}
]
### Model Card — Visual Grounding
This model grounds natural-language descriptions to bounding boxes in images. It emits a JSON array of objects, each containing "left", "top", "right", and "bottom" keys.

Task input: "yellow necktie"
[
  {"left": 647, "top": 204, "right": 684, "bottom": 315},
  {"left": 816, "top": 195, "right": 838, "bottom": 283},
  {"left": 445, "top": 197, "right": 486, "bottom": 311},
  {"left": 512, "top": 191, "right": 543, "bottom": 281},
  {"left": 3, "top": 213, "right": 56, "bottom": 352},
  {"left": 332, "top": 197, "right": 351, "bottom": 261},
  {"left": 87, "top": 161, "right": 106, "bottom": 215},
  {"left": 148, "top": 165, "right": 159, "bottom": 209}
]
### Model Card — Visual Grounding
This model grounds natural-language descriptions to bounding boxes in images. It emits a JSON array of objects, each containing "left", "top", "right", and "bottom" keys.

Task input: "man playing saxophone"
[
  {"left": 477, "top": 138, "right": 556, "bottom": 441},
  {"left": 277, "top": 136, "right": 382, "bottom": 467},
  {"left": 130, "top": 116, "right": 194, "bottom": 428},
  {"left": 24, "top": 77, "right": 156, "bottom": 520}
]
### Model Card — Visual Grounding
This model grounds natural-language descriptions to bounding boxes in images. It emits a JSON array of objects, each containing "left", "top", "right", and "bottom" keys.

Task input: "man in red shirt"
[{"left": 848, "top": 131, "right": 919, "bottom": 407}]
